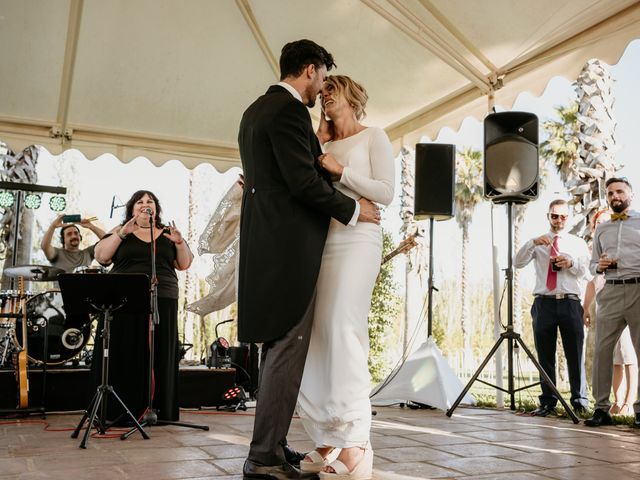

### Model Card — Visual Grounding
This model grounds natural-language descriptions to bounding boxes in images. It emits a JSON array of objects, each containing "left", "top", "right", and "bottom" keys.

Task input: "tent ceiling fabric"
[{"left": 0, "top": 0, "right": 639, "bottom": 170}]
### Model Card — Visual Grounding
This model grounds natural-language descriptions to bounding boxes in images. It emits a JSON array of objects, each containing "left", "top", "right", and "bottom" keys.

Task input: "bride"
[{"left": 297, "top": 75, "right": 395, "bottom": 479}]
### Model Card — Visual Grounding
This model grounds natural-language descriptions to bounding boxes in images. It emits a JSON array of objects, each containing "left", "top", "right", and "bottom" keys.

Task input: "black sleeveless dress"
[{"left": 92, "top": 232, "right": 180, "bottom": 422}]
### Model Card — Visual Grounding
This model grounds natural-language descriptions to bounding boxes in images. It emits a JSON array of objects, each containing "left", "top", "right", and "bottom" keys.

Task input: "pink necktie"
[{"left": 546, "top": 235, "right": 559, "bottom": 291}]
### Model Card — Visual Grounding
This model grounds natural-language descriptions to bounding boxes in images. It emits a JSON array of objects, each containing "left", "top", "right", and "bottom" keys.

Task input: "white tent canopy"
[{"left": 1, "top": 0, "right": 639, "bottom": 170}]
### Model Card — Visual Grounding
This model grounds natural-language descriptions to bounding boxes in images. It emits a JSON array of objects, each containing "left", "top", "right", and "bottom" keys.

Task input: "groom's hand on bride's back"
[{"left": 358, "top": 198, "right": 381, "bottom": 225}]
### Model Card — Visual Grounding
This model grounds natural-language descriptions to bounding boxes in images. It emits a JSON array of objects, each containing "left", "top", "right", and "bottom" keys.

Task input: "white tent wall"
[{"left": 1, "top": 0, "right": 639, "bottom": 169}]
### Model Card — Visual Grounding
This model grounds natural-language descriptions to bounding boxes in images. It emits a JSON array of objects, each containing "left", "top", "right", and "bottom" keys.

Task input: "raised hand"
[
  {"left": 163, "top": 221, "right": 184, "bottom": 244},
  {"left": 316, "top": 105, "right": 334, "bottom": 145},
  {"left": 120, "top": 215, "right": 140, "bottom": 236},
  {"left": 533, "top": 234, "right": 552, "bottom": 246},
  {"left": 52, "top": 214, "right": 66, "bottom": 228}
]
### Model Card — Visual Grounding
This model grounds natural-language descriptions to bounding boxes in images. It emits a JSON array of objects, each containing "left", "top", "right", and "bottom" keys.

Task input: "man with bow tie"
[
  {"left": 515, "top": 199, "right": 591, "bottom": 417},
  {"left": 586, "top": 177, "right": 640, "bottom": 428}
]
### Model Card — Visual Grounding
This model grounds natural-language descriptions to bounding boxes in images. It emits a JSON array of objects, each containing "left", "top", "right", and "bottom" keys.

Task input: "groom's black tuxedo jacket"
[{"left": 237, "top": 85, "right": 356, "bottom": 342}]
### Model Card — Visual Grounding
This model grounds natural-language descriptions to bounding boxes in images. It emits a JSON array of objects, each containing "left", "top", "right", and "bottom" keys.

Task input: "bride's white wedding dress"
[{"left": 297, "top": 126, "right": 395, "bottom": 448}]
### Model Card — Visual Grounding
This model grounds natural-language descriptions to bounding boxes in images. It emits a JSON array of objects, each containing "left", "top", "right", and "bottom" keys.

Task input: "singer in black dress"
[{"left": 93, "top": 190, "right": 193, "bottom": 422}]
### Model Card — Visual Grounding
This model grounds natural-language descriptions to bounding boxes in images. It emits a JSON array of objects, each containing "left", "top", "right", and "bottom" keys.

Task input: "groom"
[{"left": 237, "top": 39, "right": 379, "bottom": 479}]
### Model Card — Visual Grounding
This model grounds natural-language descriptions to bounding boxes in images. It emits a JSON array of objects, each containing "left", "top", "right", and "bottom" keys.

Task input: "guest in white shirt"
[{"left": 515, "top": 199, "right": 591, "bottom": 417}]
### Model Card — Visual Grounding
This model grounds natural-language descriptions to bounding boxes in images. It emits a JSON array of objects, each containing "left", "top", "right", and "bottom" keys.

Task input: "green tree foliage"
[
  {"left": 433, "top": 279, "right": 495, "bottom": 354},
  {"left": 368, "top": 229, "right": 401, "bottom": 383}
]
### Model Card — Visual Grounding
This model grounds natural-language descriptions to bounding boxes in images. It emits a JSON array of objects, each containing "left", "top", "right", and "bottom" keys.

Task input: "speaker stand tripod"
[{"left": 446, "top": 202, "right": 579, "bottom": 424}]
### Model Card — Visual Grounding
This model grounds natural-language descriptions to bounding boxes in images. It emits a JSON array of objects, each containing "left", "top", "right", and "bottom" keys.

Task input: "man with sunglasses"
[
  {"left": 515, "top": 199, "right": 591, "bottom": 417},
  {"left": 586, "top": 177, "right": 640, "bottom": 428}
]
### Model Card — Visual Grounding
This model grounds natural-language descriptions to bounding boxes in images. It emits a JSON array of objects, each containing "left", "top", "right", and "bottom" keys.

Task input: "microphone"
[
  {"left": 109, "top": 195, "right": 116, "bottom": 219},
  {"left": 142, "top": 207, "right": 154, "bottom": 225}
]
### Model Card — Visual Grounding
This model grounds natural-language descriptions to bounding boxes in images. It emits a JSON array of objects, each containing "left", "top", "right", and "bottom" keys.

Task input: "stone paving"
[{"left": 1, "top": 406, "right": 640, "bottom": 479}]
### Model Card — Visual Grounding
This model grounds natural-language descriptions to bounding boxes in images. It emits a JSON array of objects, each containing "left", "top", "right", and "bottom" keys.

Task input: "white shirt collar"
[{"left": 277, "top": 81, "right": 303, "bottom": 103}]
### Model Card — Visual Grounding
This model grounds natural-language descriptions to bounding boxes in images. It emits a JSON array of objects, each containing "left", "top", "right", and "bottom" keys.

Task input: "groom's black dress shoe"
[
  {"left": 584, "top": 408, "right": 613, "bottom": 427},
  {"left": 283, "top": 444, "right": 306, "bottom": 467},
  {"left": 633, "top": 413, "right": 640, "bottom": 429},
  {"left": 243, "top": 459, "right": 319, "bottom": 479}
]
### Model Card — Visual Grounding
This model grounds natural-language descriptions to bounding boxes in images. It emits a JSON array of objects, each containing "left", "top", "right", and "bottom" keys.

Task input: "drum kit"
[{"left": 0, "top": 264, "right": 106, "bottom": 369}]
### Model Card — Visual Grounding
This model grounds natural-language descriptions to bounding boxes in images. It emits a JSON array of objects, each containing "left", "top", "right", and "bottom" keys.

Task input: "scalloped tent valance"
[{"left": 1, "top": 0, "right": 639, "bottom": 170}]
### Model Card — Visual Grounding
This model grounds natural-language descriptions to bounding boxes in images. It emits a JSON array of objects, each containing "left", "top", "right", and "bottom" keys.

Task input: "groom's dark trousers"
[{"left": 248, "top": 292, "right": 317, "bottom": 466}]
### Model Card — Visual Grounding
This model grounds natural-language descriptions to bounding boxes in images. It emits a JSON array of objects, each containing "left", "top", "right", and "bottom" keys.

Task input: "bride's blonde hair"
[{"left": 324, "top": 75, "right": 368, "bottom": 120}]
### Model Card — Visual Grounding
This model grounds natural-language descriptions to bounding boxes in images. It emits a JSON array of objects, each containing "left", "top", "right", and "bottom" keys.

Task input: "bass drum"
[{"left": 15, "top": 290, "right": 91, "bottom": 365}]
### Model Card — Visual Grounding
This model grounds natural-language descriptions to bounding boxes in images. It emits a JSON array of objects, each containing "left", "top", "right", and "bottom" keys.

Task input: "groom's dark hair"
[{"left": 279, "top": 39, "right": 336, "bottom": 80}]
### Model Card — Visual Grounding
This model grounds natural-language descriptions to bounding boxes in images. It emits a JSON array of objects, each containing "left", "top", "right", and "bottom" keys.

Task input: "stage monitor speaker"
[
  {"left": 414, "top": 143, "right": 455, "bottom": 220},
  {"left": 484, "top": 111, "right": 539, "bottom": 204}
]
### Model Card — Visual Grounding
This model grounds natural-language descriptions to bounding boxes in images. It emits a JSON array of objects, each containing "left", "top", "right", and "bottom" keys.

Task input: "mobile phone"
[{"left": 62, "top": 214, "right": 81, "bottom": 223}]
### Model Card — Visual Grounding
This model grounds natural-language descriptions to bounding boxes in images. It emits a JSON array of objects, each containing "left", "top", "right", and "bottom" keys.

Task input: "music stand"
[{"left": 58, "top": 273, "right": 151, "bottom": 448}]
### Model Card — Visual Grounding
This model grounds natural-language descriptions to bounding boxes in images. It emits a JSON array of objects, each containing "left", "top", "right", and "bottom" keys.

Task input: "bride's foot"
[
  {"left": 620, "top": 403, "right": 633, "bottom": 416},
  {"left": 300, "top": 447, "right": 336, "bottom": 473},
  {"left": 320, "top": 447, "right": 373, "bottom": 479},
  {"left": 610, "top": 402, "right": 622, "bottom": 414}
]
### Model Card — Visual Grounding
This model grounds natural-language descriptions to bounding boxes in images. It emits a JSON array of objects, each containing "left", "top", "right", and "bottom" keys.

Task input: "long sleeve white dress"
[{"left": 297, "top": 126, "right": 395, "bottom": 448}]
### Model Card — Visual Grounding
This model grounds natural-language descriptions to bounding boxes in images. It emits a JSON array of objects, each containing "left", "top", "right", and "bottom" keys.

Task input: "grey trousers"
[
  {"left": 593, "top": 283, "right": 640, "bottom": 412},
  {"left": 247, "top": 292, "right": 316, "bottom": 466}
]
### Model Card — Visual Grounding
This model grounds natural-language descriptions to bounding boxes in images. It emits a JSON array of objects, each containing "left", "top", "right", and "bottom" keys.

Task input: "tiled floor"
[{"left": 1, "top": 406, "right": 639, "bottom": 479}]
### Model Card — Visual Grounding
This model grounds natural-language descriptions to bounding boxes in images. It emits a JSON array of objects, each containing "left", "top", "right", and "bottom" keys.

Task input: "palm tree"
[
  {"left": 541, "top": 102, "right": 580, "bottom": 183},
  {"left": 541, "top": 59, "right": 619, "bottom": 238},
  {"left": 454, "top": 147, "right": 484, "bottom": 367}
]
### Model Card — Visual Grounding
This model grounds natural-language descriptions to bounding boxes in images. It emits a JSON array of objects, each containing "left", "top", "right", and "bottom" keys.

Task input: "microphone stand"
[{"left": 122, "top": 213, "right": 208, "bottom": 439}]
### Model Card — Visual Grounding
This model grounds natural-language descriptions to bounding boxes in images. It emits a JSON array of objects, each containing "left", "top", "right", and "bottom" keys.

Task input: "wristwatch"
[{"left": 117, "top": 228, "right": 127, "bottom": 240}]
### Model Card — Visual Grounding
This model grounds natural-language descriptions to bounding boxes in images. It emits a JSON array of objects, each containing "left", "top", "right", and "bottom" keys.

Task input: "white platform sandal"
[
  {"left": 300, "top": 448, "right": 338, "bottom": 473},
  {"left": 319, "top": 448, "right": 373, "bottom": 480}
]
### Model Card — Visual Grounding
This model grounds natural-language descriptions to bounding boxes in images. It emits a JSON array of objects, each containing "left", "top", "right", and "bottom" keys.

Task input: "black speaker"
[
  {"left": 484, "top": 111, "right": 539, "bottom": 204},
  {"left": 414, "top": 143, "right": 455, "bottom": 220}
]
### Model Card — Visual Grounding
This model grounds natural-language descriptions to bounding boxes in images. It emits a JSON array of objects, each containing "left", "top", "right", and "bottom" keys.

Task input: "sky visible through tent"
[{"left": 28, "top": 40, "right": 640, "bottom": 293}]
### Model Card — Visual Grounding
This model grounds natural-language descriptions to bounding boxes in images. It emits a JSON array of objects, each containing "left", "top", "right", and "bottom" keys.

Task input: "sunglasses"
[{"left": 548, "top": 213, "right": 568, "bottom": 220}]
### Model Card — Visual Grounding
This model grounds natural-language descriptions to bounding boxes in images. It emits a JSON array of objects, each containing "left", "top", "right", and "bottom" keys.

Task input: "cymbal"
[{"left": 3, "top": 264, "right": 64, "bottom": 281}]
